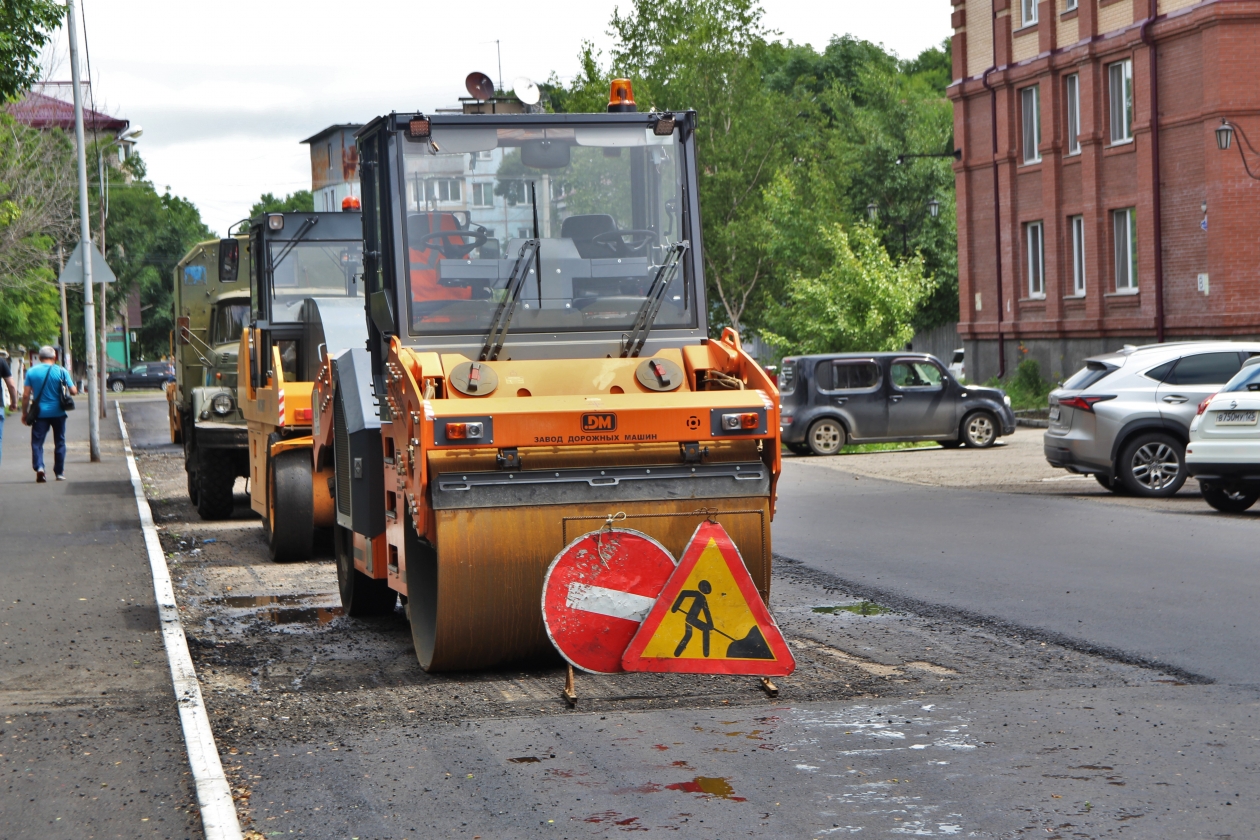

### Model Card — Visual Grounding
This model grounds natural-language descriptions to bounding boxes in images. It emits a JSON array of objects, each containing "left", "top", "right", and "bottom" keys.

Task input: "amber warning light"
[
  {"left": 721, "top": 412, "right": 760, "bottom": 431},
  {"left": 408, "top": 116, "right": 431, "bottom": 138},
  {"left": 608, "top": 78, "right": 637, "bottom": 113},
  {"left": 445, "top": 421, "right": 484, "bottom": 440}
]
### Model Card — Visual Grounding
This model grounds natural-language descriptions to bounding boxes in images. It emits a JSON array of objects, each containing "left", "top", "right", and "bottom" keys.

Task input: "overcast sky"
[{"left": 47, "top": 0, "right": 950, "bottom": 237}]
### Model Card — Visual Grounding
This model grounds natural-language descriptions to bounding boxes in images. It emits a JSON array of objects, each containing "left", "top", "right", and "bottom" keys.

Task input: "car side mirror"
[{"left": 219, "top": 239, "right": 240, "bottom": 283}]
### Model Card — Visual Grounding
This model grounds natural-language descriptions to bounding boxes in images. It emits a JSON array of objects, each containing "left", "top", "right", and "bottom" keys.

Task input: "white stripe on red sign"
[{"left": 566, "top": 583, "right": 656, "bottom": 622}]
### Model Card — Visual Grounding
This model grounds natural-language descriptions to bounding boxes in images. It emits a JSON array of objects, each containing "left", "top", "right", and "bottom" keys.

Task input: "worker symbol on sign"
[{"left": 672, "top": 581, "right": 715, "bottom": 656}]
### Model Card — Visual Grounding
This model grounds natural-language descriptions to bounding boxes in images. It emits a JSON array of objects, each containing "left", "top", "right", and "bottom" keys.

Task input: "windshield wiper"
[
  {"left": 479, "top": 238, "right": 541, "bottom": 362},
  {"left": 620, "top": 240, "right": 689, "bottom": 358},
  {"left": 268, "top": 216, "right": 319, "bottom": 279}
]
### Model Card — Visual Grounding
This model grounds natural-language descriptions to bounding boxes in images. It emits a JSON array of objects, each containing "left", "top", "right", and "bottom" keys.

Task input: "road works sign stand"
[{"left": 542, "top": 515, "right": 795, "bottom": 705}]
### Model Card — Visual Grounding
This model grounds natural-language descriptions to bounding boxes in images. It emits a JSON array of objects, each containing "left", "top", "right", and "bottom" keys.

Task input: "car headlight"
[
  {"left": 1003, "top": 395, "right": 1012, "bottom": 407},
  {"left": 211, "top": 393, "right": 234, "bottom": 416}
]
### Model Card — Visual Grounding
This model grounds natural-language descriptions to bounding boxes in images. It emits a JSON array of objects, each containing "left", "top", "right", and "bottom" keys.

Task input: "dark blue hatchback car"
[{"left": 778, "top": 352, "right": 1016, "bottom": 455}]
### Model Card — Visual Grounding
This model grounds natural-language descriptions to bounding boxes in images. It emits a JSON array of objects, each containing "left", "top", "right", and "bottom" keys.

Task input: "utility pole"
[
  {"left": 67, "top": 0, "right": 100, "bottom": 461},
  {"left": 57, "top": 245, "right": 72, "bottom": 374}
]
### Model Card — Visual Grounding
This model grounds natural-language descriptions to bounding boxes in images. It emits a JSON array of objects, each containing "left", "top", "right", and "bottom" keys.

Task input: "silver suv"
[{"left": 1045, "top": 342, "right": 1260, "bottom": 496}]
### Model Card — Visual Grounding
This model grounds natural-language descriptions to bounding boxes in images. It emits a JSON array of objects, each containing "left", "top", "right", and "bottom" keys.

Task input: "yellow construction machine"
[
  {"left": 237, "top": 210, "right": 365, "bottom": 562},
  {"left": 328, "top": 81, "right": 781, "bottom": 671}
]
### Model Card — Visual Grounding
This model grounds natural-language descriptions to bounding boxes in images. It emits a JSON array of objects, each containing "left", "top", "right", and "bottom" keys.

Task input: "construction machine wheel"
[
  {"left": 334, "top": 525, "right": 396, "bottom": 616},
  {"left": 196, "top": 452, "right": 236, "bottom": 520},
  {"left": 267, "top": 449, "right": 314, "bottom": 563},
  {"left": 186, "top": 468, "right": 199, "bottom": 505},
  {"left": 403, "top": 518, "right": 440, "bottom": 669}
]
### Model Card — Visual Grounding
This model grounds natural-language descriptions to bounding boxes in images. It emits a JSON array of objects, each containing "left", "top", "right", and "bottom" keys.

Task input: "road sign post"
[{"left": 542, "top": 526, "right": 677, "bottom": 674}]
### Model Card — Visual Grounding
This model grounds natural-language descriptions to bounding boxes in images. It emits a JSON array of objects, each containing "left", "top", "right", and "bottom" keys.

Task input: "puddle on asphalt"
[
  {"left": 666, "top": 776, "right": 746, "bottom": 801},
  {"left": 205, "top": 594, "right": 342, "bottom": 625},
  {"left": 813, "top": 601, "right": 891, "bottom": 616}
]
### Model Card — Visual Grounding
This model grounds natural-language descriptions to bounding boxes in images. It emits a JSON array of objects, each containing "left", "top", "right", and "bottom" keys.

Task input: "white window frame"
[
  {"left": 1069, "top": 215, "right": 1086, "bottom": 296},
  {"left": 471, "top": 182, "right": 494, "bottom": 207},
  {"left": 1113, "top": 208, "right": 1138, "bottom": 292},
  {"left": 1065, "top": 0, "right": 1078, "bottom": 11},
  {"left": 1065, "top": 74, "right": 1081, "bottom": 155},
  {"left": 1021, "top": 0, "right": 1039, "bottom": 25},
  {"left": 1021, "top": 85, "right": 1042, "bottom": 164},
  {"left": 1108, "top": 59, "right": 1134, "bottom": 145},
  {"left": 1025, "top": 221, "right": 1045, "bottom": 298}
]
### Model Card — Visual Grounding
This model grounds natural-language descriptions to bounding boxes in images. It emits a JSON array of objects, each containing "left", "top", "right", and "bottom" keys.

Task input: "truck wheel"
[
  {"left": 1200, "top": 483, "right": 1259, "bottom": 513},
  {"left": 403, "top": 517, "right": 440, "bottom": 670},
  {"left": 267, "top": 449, "right": 314, "bottom": 563},
  {"left": 961, "top": 410, "right": 998, "bottom": 448},
  {"left": 334, "top": 525, "right": 396, "bottom": 616},
  {"left": 186, "top": 469, "right": 199, "bottom": 505},
  {"left": 196, "top": 454, "right": 236, "bottom": 520},
  {"left": 806, "top": 418, "right": 845, "bottom": 456}
]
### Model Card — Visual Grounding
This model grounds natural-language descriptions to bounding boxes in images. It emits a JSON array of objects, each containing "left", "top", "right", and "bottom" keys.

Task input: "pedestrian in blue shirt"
[
  {"left": 21, "top": 346, "right": 78, "bottom": 483},
  {"left": 0, "top": 352, "right": 18, "bottom": 466}
]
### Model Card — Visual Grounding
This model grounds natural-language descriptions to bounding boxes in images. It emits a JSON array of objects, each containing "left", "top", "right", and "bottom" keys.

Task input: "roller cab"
[
  {"left": 238, "top": 210, "right": 364, "bottom": 562},
  {"left": 337, "top": 102, "right": 780, "bottom": 670}
]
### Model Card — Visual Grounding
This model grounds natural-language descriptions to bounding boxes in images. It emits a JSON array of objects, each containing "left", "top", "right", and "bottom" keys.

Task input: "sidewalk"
[{"left": 0, "top": 400, "right": 203, "bottom": 837}]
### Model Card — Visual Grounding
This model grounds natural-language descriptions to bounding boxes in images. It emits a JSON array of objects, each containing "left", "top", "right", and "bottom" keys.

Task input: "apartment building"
[{"left": 949, "top": 0, "right": 1260, "bottom": 381}]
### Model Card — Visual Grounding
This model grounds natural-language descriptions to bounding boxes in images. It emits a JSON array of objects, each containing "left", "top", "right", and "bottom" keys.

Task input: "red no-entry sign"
[{"left": 542, "top": 528, "right": 677, "bottom": 674}]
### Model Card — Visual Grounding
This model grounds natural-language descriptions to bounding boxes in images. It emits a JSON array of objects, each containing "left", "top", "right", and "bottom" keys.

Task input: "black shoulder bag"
[
  {"left": 24, "top": 367, "right": 54, "bottom": 425},
  {"left": 59, "top": 368, "right": 76, "bottom": 412}
]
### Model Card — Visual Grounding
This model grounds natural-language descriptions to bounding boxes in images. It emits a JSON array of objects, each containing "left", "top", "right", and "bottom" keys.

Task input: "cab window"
[{"left": 891, "top": 360, "right": 943, "bottom": 389}]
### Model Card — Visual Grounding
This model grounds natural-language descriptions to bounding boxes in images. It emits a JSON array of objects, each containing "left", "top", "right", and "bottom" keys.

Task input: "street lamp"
[
  {"left": 1216, "top": 119, "right": 1234, "bottom": 151},
  {"left": 95, "top": 124, "right": 143, "bottom": 417},
  {"left": 928, "top": 198, "right": 941, "bottom": 218},
  {"left": 866, "top": 198, "right": 942, "bottom": 254},
  {"left": 866, "top": 203, "right": 879, "bottom": 220}
]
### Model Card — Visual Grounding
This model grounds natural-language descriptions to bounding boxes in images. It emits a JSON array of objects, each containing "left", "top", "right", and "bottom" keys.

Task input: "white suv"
[
  {"left": 1044, "top": 342, "right": 1260, "bottom": 497},
  {"left": 1187, "top": 357, "right": 1260, "bottom": 511}
]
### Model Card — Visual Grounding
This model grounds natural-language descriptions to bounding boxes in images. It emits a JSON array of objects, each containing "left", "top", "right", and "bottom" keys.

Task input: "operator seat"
[{"left": 560, "top": 214, "right": 619, "bottom": 259}]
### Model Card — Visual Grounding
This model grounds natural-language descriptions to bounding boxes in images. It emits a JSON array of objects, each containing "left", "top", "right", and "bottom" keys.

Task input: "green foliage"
[
  {"left": 0, "top": 270, "right": 60, "bottom": 346},
  {"left": 758, "top": 185, "right": 933, "bottom": 355},
  {"left": 247, "top": 190, "right": 314, "bottom": 220},
  {"left": 986, "top": 357, "right": 1051, "bottom": 410},
  {"left": 543, "top": 1, "right": 959, "bottom": 346},
  {"left": 0, "top": 0, "right": 64, "bottom": 102}
]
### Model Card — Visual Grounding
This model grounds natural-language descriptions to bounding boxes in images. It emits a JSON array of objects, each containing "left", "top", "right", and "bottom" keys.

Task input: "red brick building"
[{"left": 949, "top": 0, "right": 1260, "bottom": 382}]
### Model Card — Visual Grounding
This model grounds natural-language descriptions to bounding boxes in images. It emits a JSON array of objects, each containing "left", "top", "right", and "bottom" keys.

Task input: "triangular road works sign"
[
  {"left": 622, "top": 520, "right": 795, "bottom": 676},
  {"left": 58, "top": 241, "right": 116, "bottom": 285}
]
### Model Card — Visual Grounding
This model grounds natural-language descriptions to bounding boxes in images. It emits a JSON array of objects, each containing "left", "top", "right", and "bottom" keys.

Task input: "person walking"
[
  {"left": 0, "top": 352, "right": 18, "bottom": 466},
  {"left": 21, "top": 346, "right": 77, "bottom": 482}
]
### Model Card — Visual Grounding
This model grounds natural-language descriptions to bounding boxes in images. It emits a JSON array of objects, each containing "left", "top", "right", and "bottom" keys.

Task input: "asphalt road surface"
[
  {"left": 8, "top": 394, "right": 1255, "bottom": 839},
  {"left": 775, "top": 460, "right": 1260, "bottom": 686}
]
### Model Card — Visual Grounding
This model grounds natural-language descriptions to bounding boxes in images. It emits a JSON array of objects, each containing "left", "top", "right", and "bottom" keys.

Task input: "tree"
[
  {"left": 0, "top": 0, "right": 64, "bottom": 102},
  {"left": 759, "top": 174, "right": 933, "bottom": 354},
  {"left": 248, "top": 190, "right": 313, "bottom": 220}
]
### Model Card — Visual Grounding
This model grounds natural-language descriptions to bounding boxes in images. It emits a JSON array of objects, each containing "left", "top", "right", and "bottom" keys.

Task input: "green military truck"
[{"left": 168, "top": 236, "right": 250, "bottom": 519}]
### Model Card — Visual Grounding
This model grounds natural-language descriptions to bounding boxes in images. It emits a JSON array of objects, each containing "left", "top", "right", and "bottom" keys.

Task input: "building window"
[
  {"left": 1021, "top": 0, "right": 1038, "bottom": 25},
  {"left": 426, "top": 179, "right": 462, "bottom": 203},
  {"left": 1025, "top": 221, "right": 1045, "bottom": 298},
  {"left": 1065, "top": 0, "right": 1078, "bottom": 10},
  {"left": 1021, "top": 86, "right": 1042, "bottom": 164},
  {"left": 1065, "top": 74, "right": 1080, "bottom": 155},
  {"left": 1113, "top": 208, "right": 1137, "bottom": 291},
  {"left": 1070, "top": 215, "right": 1085, "bottom": 295},
  {"left": 471, "top": 182, "right": 494, "bottom": 207},
  {"left": 1108, "top": 59, "right": 1134, "bottom": 144}
]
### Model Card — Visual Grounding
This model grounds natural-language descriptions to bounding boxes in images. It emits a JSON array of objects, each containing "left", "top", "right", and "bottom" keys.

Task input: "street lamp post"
[
  {"left": 96, "top": 126, "right": 142, "bottom": 416},
  {"left": 1213, "top": 118, "right": 1260, "bottom": 180}
]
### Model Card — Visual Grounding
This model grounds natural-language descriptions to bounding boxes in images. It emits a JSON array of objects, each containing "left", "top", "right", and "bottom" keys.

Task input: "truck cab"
[{"left": 169, "top": 236, "right": 250, "bottom": 519}]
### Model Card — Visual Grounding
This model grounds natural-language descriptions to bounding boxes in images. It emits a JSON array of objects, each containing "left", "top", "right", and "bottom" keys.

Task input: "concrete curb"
[{"left": 117, "top": 408, "right": 243, "bottom": 840}]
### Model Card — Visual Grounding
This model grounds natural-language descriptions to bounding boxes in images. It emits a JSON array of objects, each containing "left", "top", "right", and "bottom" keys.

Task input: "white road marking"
[
  {"left": 566, "top": 583, "right": 655, "bottom": 622},
  {"left": 118, "top": 409, "right": 243, "bottom": 840}
]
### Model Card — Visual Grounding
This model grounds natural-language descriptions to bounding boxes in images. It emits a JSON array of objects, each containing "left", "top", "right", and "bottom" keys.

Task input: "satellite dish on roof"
[
  {"left": 513, "top": 76, "right": 541, "bottom": 106},
  {"left": 465, "top": 71, "right": 495, "bottom": 101}
]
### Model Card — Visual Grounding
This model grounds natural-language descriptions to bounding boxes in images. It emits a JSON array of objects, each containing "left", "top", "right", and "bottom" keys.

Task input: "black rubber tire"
[
  {"left": 195, "top": 452, "right": 236, "bottom": 520},
  {"left": 785, "top": 442, "right": 811, "bottom": 456},
  {"left": 961, "top": 410, "right": 998, "bottom": 448},
  {"left": 403, "top": 517, "right": 440, "bottom": 670},
  {"left": 110, "top": 380, "right": 125, "bottom": 393},
  {"left": 334, "top": 525, "right": 396, "bottom": 616},
  {"left": 186, "top": 468, "right": 199, "bottom": 505},
  {"left": 1093, "top": 473, "right": 1124, "bottom": 493},
  {"left": 267, "top": 449, "right": 314, "bottom": 563},
  {"left": 806, "top": 418, "right": 846, "bottom": 456},
  {"left": 1200, "top": 483, "right": 1260, "bottom": 513},
  {"left": 1117, "top": 432, "right": 1187, "bottom": 497},
  {"left": 938, "top": 439, "right": 963, "bottom": 449}
]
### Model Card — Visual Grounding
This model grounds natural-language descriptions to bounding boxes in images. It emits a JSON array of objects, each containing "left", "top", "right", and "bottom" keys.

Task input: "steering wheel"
[
  {"left": 417, "top": 229, "right": 488, "bottom": 259},
  {"left": 592, "top": 229, "right": 659, "bottom": 254}
]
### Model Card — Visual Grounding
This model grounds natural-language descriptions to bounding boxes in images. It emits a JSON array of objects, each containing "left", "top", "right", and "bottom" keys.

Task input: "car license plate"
[
  {"left": 1048, "top": 407, "right": 1061, "bottom": 422},
  {"left": 1215, "top": 410, "right": 1257, "bottom": 425}
]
